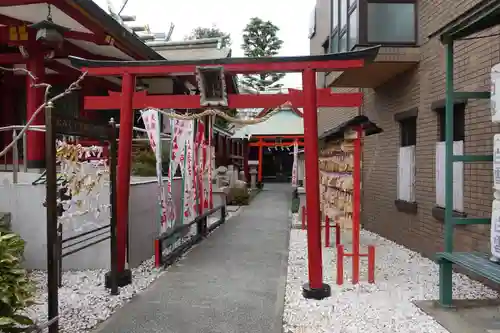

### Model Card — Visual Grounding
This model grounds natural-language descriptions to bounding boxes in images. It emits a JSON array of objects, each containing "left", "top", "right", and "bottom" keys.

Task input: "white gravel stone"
[
  {"left": 283, "top": 229, "right": 498, "bottom": 333},
  {"left": 23, "top": 210, "right": 238, "bottom": 333}
]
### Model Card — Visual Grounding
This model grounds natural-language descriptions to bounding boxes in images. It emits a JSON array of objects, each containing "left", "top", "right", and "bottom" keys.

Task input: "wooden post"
[
  {"left": 26, "top": 53, "right": 45, "bottom": 168},
  {"left": 243, "top": 139, "right": 250, "bottom": 183},
  {"left": 301, "top": 68, "right": 330, "bottom": 299},
  {"left": 116, "top": 73, "right": 135, "bottom": 275},
  {"left": 351, "top": 126, "right": 362, "bottom": 284},
  {"left": 258, "top": 139, "right": 263, "bottom": 182}
]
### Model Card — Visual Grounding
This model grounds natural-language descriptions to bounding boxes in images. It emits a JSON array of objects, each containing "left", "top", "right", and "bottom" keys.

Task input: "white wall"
[{"left": 0, "top": 173, "right": 225, "bottom": 270}]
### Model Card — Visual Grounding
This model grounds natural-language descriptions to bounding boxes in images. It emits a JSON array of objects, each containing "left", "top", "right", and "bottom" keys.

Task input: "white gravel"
[
  {"left": 283, "top": 229, "right": 498, "bottom": 333},
  {"left": 23, "top": 210, "right": 239, "bottom": 333}
]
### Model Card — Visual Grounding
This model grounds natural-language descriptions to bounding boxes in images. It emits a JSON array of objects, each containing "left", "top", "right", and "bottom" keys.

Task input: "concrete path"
[{"left": 94, "top": 184, "right": 291, "bottom": 333}]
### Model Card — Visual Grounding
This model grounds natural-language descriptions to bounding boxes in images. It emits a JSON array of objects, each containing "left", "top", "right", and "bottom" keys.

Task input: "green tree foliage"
[
  {"left": 241, "top": 17, "right": 285, "bottom": 91},
  {"left": 185, "top": 25, "right": 232, "bottom": 48}
]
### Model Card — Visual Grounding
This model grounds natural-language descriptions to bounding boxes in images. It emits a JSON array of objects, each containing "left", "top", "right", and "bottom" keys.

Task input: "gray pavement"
[{"left": 94, "top": 184, "right": 292, "bottom": 333}]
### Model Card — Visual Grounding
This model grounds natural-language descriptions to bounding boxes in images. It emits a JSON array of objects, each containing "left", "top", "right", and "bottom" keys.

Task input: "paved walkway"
[{"left": 94, "top": 184, "right": 291, "bottom": 333}]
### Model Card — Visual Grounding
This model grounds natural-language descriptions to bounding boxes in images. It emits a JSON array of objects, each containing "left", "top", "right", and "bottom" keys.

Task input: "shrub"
[
  {"left": 131, "top": 149, "right": 169, "bottom": 177},
  {"left": 0, "top": 232, "right": 35, "bottom": 331},
  {"left": 131, "top": 162, "right": 157, "bottom": 177},
  {"left": 227, "top": 187, "right": 250, "bottom": 206}
]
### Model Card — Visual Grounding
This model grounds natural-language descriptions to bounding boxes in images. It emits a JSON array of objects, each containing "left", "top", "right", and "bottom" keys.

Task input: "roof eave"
[
  {"left": 72, "top": 0, "right": 163, "bottom": 60},
  {"left": 68, "top": 45, "right": 381, "bottom": 69},
  {"left": 319, "top": 115, "right": 383, "bottom": 141},
  {"left": 428, "top": 0, "right": 500, "bottom": 43}
]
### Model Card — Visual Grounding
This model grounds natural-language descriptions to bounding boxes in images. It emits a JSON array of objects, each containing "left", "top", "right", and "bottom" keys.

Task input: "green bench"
[{"left": 436, "top": 252, "right": 500, "bottom": 285}]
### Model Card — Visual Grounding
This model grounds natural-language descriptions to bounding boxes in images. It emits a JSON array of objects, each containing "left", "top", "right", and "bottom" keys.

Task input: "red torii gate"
[{"left": 70, "top": 45, "right": 379, "bottom": 300}]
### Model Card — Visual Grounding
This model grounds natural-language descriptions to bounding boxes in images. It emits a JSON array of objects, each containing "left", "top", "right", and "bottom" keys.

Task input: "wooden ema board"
[{"left": 319, "top": 140, "right": 358, "bottom": 230}]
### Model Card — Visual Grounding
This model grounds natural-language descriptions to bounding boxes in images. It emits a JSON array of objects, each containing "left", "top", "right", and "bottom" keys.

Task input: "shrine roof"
[
  {"left": 68, "top": 45, "right": 380, "bottom": 69},
  {"left": 319, "top": 115, "right": 383, "bottom": 141},
  {"left": 232, "top": 108, "right": 303, "bottom": 139}
]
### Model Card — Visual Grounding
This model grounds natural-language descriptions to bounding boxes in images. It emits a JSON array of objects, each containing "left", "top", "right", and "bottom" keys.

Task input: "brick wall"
[{"left": 361, "top": 0, "right": 500, "bottom": 258}]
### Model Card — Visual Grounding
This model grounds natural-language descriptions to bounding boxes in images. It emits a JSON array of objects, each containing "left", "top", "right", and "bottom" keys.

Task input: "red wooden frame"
[
  {"left": 78, "top": 59, "right": 365, "bottom": 76},
  {"left": 84, "top": 90, "right": 363, "bottom": 110},
  {"left": 335, "top": 127, "right": 376, "bottom": 285},
  {"left": 249, "top": 141, "right": 304, "bottom": 147},
  {"left": 251, "top": 137, "right": 304, "bottom": 182}
]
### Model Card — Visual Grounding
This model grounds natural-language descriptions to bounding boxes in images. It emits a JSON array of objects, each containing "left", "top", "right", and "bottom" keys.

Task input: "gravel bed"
[
  {"left": 23, "top": 210, "right": 238, "bottom": 333},
  {"left": 283, "top": 229, "right": 498, "bottom": 333}
]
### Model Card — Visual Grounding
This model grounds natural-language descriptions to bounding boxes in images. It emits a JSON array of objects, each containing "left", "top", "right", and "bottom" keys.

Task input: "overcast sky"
[{"left": 94, "top": 0, "right": 316, "bottom": 88}]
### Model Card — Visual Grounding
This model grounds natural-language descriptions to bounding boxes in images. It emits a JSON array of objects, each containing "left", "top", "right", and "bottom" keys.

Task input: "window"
[
  {"left": 435, "top": 104, "right": 465, "bottom": 212},
  {"left": 322, "top": 38, "right": 330, "bottom": 54},
  {"left": 400, "top": 117, "right": 416, "bottom": 147},
  {"left": 339, "top": 32, "right": 347, "bottom": 52},
  {"left": 330, "top": 32, "right": 338, "bottom": 53},
  {"left": 437, "top": 104, "right": 465, "bottom": 142},
  {"left": 367, "top": 2, "right": 415, "bottom": 43},
  {"left": 348, "top": 7, "right": 358, "bottom": 49},
  {"left": 332, "top": 0, "right": 339, "bottom": 29},
  {"left": 397, "top": 116, "right": 416, "bottom": 203},
  {"left": 340, "top": 0, "right": 348, "bottom": 28},
  {"left": 308, "top": 7, "right": 316, "bottom": 39}
]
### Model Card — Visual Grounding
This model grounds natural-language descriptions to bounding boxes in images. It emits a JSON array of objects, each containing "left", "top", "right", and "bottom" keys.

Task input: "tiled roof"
[{"left": 232, "top": 108, "right": 303, "bottom": 139}]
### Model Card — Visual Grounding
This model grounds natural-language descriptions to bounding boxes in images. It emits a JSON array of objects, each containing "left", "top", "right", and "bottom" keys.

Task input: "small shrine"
[{"left": 232, "top": 102, "right": 304, "bottom": 184}]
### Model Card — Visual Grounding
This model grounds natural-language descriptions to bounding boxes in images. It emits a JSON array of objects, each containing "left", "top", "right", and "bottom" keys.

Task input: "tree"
[
  {"left": 241, "top": 17, "right": 285, "bottom": 91},
  {"left": 185, "top": 25, "right": 232, "bottom": 48}
]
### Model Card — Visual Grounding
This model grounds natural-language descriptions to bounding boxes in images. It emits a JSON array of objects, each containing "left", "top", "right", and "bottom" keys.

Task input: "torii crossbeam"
[{"left": 70, "top": 45, "right": 380, "bottom": 300}]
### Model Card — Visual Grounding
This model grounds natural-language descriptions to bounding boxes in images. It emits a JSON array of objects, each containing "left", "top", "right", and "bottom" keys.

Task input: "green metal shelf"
[{"left": 438, "top": 39, "right": 494, "bottom": 307}]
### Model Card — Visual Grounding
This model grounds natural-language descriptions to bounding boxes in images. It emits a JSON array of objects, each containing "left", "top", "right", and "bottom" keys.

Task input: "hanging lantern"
[
  {"left": 196, "top": 66, "right": 228, "bottom": 107},
  {"left": 29, "top": 5, "right": 68, "bottom": 49}
]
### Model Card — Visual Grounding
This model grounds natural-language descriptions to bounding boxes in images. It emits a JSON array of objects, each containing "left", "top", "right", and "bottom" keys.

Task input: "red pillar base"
[{"left": 302, "top": 282, "right": 331, "bottom": 300}]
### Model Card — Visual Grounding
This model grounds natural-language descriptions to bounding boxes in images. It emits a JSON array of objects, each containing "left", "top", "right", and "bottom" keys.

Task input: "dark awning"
[
  {"left": 68, "top": 45, "right": 380, "bottom": 69},
  {"left": 428, "top": 0, "right": 500, "bottom": 42},
  {"left": 319, "top": 115, "right": 383, "bottom": 141}
]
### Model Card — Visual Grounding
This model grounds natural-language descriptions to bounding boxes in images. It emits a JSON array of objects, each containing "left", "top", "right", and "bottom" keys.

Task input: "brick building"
[{"left": 310, "top": 0, "right": 499, "bottom": 258}]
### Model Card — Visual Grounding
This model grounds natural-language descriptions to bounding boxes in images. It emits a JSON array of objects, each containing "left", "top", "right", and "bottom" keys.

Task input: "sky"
[{"left": 93, "top": 0, "right": 316, "bottom": 88}]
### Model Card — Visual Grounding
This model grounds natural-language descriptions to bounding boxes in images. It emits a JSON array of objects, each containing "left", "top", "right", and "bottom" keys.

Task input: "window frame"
[
  {"left": 394, "top": 110, "right": 418, "bottom": 208},
  {"left": 347, "top": 5, "right": 358, "bottom": 50},
  {"left": 436, "top": 103, "right": 465, "bottom": 142},
  {"left": 399, "top": 116, "right": 417, "bottom": 147},
  {"left": 358, "top": 0, "right": 418, "bottom": 46}
]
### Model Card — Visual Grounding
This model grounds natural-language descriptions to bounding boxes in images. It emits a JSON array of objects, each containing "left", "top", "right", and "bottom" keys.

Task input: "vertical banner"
[
  {"left": 181, "top": 120, "right": 196, "bottom": 222},
  {"left": 166, "top": 119, "right": 176, "bottom": 230},
  {"left": 140, "top": 109, "right": 168, "bottom": 233},
  {"left": 195, "top": 120, "right": 206, "bottom": 214},
  {"left": 169, "top": 118, "right": 195, "bottom": 225},
  {"left": 207, "top": 117, "right": 214, "bottom": 209},
  {"left": 291, "top": 141, "right": 298, "bottom": 187}
]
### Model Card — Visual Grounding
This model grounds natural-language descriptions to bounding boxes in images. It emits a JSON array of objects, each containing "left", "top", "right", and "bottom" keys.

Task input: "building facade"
[{"left": 310, "top": 0, "right": 498, "bottom": 258}]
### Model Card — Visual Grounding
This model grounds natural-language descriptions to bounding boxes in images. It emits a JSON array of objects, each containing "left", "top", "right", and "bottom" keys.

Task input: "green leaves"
[
  {"left": 185, "top": 25, "right": 232, "bottom": 48},
  {"left": 241, "top": 17, "right": 286, "bottom": 91},
  {"left": 0, "top": 231, "right": 35, "bottom": 331}
]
